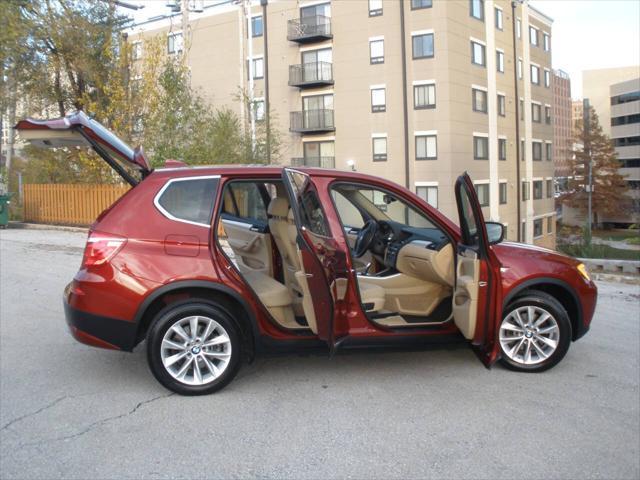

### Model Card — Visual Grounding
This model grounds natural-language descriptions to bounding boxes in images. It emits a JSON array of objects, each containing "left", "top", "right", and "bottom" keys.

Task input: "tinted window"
[
  {"left": 222, "top": 182, "right": 269, "bottom": 223},
  {"left": 300, "top": 190, "right": 330, "bottom": 236},
  {"left": 157, "top": 178, "right": 218, "bottom": 226}
]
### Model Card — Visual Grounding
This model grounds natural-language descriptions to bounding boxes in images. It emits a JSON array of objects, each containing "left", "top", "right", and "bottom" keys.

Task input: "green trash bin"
[{"left": 0, "top": 194, "right": 11, "bottom": 229}]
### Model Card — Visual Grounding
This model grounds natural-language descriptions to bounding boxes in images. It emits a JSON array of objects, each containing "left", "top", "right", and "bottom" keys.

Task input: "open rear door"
[
  {"left": 15, "top": 111, "right": 150, "bottom": 186},
  {"left": 282, "top": 168, "right": 348, "bottom": 352},
  {"left": 453, "top": 173, "right": 503, "bottom": 366}
]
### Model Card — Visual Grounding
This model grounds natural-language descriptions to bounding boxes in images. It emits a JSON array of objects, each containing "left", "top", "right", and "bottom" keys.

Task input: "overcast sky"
[{"left": 124, "top": 0, "right": 640, "bottom": 99}]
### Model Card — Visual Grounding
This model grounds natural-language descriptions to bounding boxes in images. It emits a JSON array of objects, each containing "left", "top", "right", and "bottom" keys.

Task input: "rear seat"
[{"left": 243, "top": 271, "right": 300, "bottom": 329}]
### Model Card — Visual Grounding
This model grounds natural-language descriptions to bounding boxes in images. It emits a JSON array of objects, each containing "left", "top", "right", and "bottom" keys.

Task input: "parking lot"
[{"left": 1, "top": 227, "right": 639, "bottom": 479}]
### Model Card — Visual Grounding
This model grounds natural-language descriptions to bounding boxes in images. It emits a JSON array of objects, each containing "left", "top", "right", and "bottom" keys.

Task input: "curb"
[
  {"left": 6, "top": 221, "right": 88, "bottom": 233},
  {"left": 592, "top": 273, "right": 640, "bottom": 286}
]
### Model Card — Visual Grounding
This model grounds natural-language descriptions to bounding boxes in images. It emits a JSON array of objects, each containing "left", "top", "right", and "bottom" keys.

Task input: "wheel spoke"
[
  {"left": 501, "top": 322, "right": 524, "bottom": 333},
  {"left": 164, "top": 350, "right": 188, "bottom": 368},
  {"left": 509, "top": 337, "right": 526, "bottom": 357},
  {"left": 201, "top": 355, "right": 220, "bottom": 376},
  {"left": 203, "top": 351, "right": 231, "bottom": 359},
  {"left": 189, "top": 316, "right": 199, "bottom": 339},
  {"left": 203, "top": 334, "right": 230, "bottom": 348},
  {"left": 176, "top": 356, "right": 193, "bottom": 379},
  {"left": 524, "top": 340, "right": 532, "bottom": 363},
  {"left": 534, "top": 312, "right": 551, "bottom": 327},
  {"left": 527, "top": 306, "right": 534, "bottom": 325},
  {"left": 512, "top": 311, "right": 525, "bottom": 328},
  {"left": 193, "top": 358, "right": 203, "bottom": 384},
  {"left": 162, "top": 339, "right": 185, "bottom": 350},
  {"left": 201, "top": 319, "right": 215, "bottom": 342},
  {"left": 531, "top": 339, "right": 549, "bottom": 359},
  {"left": 536, "top": 335, "right": 557, "bottom": 349},
  {"left": 172, "top": 324, "right": 190, "bottom": 342},
  {"left": 537, "top": 325, "right": 558, "bottom": 335}
]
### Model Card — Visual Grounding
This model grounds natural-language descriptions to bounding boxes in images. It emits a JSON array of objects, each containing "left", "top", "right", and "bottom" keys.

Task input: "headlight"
[{"left": 576, "top": 263, "right": 591, "bottom": 281}]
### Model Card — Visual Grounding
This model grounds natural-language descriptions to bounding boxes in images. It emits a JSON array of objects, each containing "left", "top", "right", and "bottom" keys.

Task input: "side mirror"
[{"left": 486, "top": 221, "right": 505, "bottom": 245}]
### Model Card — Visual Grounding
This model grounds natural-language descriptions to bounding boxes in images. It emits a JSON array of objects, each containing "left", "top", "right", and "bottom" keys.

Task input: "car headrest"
[{"left": 268, "top": 197, "right": 290, "bottom": 218}]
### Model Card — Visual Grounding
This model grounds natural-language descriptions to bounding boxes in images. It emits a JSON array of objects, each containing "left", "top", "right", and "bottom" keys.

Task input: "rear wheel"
[
  {"left": 147, "top": 301, "right": 242, "bottom": 395},
  {"left": 498, "top": 292, "right": 571, "bottom": 372}
]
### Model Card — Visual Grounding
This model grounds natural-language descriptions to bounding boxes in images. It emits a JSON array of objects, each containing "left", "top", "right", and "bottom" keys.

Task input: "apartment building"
[
  {"left": 552, "top": 69, "right": 571, "bottom": 191},
  {"left": 128, "top": 0, "right": 556, "bottom": 247}
]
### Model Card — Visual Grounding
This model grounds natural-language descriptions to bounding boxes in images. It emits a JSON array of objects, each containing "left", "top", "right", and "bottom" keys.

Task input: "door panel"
[
  {"left": 221, "top": 218, "right": 273, "bottom": 276},
  {"left": 454, "top": 173, "right": 503, "bottom": 366}
]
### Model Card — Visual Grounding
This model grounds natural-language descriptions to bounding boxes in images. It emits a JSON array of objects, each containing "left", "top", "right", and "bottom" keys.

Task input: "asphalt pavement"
[{"left": 1, "top": 227, "right": 639, "bottom": 479}]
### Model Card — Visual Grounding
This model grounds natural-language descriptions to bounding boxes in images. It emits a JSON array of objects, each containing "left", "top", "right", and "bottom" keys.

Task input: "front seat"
[{"left": 268, "top": 197, "right": 300, "bottom": 294}]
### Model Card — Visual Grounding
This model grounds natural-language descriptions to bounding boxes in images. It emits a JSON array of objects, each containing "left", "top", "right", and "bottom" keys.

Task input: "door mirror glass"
[{"left": 486, "top": 222, "right": 505, "bottom": 245}]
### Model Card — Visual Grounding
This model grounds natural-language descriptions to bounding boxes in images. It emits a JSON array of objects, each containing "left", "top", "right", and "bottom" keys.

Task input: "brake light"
[{"left": 82, "top": 231, "right": 127, "bottom": 267}]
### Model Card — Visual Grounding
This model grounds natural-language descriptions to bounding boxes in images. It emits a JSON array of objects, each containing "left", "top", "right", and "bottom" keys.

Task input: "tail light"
[{"left": 82, "top": 231, "right": 127, "bottom": 267}]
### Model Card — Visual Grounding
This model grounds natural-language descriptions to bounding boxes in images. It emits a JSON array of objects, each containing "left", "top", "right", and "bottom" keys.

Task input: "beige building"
[
  {"left": 552, "top": 69, "right": 571, "bottom": 190},
  {"left": 128, "top": 0, "right": 556, "bottom": 247}
]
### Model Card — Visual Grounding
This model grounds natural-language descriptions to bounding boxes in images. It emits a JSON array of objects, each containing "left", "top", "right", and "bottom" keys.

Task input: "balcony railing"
[
  {"left": 287, "top": 15, "right": 332, "bottom": 43},
  {"left": 290, "top": 109, "right": 335, "bottom": 133},
  {"left": 289, "top": 62, "right": 334, "bottom": 88},
  {"left": 291, "top": 156, "right": 335, "bottom": 169}
]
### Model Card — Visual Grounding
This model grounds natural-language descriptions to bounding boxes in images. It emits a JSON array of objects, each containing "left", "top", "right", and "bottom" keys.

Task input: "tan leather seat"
[
  {"left": 268, "top": 198, "right": 301, "bottom": 290},
  {"left": 243, "top": 271, "right": 300, "bottom": 329}
]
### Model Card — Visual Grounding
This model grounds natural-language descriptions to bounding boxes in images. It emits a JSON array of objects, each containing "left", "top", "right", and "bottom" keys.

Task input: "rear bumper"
[{"left": 64, "top": 283, "right": 137, "bottom": 351}]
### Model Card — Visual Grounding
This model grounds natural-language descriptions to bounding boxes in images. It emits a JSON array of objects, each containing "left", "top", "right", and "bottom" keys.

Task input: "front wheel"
[
  {"left": 146, "top": 301, "right": 242, "bottom": 395},
  {"left": 498, "top": 292, "right": 571, "bottom": 372}
]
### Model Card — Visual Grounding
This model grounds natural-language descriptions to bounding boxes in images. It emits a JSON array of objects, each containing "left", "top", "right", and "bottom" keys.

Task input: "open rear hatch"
[{"left": 15, "top": 111, "right": 150, "bottom": 186}]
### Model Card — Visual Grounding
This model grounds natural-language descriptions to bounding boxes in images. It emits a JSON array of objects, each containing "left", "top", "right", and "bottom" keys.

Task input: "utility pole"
[{"left": 583, "top": 98, "right": 592, "bottom": 242}]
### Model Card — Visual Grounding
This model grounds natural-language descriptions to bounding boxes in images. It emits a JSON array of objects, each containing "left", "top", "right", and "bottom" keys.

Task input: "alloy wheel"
[
  {"left": 160, "top": 315, "right": 232, "bottom": 386},
  {"left": 499, "top": 306, "right": 560, "bottom": 366}
]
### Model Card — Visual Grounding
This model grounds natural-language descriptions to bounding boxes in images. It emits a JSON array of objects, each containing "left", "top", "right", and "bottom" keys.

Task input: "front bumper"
[{"left": 64, "top": 283, "right": 138, "bottom": 351}]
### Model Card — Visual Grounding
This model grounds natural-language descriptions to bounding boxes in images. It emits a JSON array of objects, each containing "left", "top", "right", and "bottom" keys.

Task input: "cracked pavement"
[{"left": 1, "top": 228, "right": 639, "bottom": 479}]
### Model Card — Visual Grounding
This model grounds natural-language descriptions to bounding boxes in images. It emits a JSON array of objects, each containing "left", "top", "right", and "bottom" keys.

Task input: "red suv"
[{"left": 17, "top": 112, "right": 597, "bottom": 395}]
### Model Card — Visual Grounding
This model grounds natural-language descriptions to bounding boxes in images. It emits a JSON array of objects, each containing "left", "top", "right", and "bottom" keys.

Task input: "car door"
[
  {"left": 282, "top": 168, "right": 347, "bottom": 350},
  {"left": 453, "top": 173, "right": 503, "bottom": 366},
  {"left": 15, "top": 111, "right": 150, "bottom": 186},
  {"left": 220, "top": 182, "right": 274, "bottom": 276}
]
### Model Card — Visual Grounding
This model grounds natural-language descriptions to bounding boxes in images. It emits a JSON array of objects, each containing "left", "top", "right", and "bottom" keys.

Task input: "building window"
[
  {"left": 499, "top": 138, "right": 507, "bottom": 160},
  {"left": 416, "top": 134, "right": 437, "bottom": 160},
  {"left": 167, "top": 32, "right": 183, "bottom": 54},
  {"left": 516, "top": 18, "right": 521, "bottom": 38},
  {"left": 531, "top": 65, "right": 540, "bottom": 85},
  {"left": 473, "top": 136, "right": 489, "bottom": 160},
  {"left": 471, "top": 41, "right": 485, "bottom": 66},
  {"left": 370, "top": 39, "right": 384, "bottom": 64},
  {"left": 470, "top": 0, "right": 484, "bottom": 20},
  {"left": 544, "top": 69, "right": 551, "bottom": 88},
  {"left": 254, "top": 99, "right": 265, "bottom": 121},
  {"left": 475, "top": 183, "right": 489, "bottom": 207},
  {"left": 132, "top": 41, "right": 142, "bottom": 60},
  {"left": 411, "top": 0, "right": 432, "bottom": 9},
  {"left": 534, "top": 218, "right": 543, "bottom": 238},
  {"left": 546, "top": 179, "right": 553, "bottom": 198},
  {"left": 529, "top": 26, "right": 539, "bottom": 46},
  {"left": 414, "top": 83, "right": 436, "bottom": 109},
  {"left": 472, "top": 88, "right": 488, "bottom": 113},
  {"left": 522, "top": 181, "right": 530, "bottom": 201},
  {"left": 517, "top": 58, "right": 523, "bottom": 79},
  {"left": 495, "top": 7, "right": 503, "bottom": 30},
  {"left": 547, "top": 216, "right": 553, "bottom": 233},
  {"left": 248, "top": 57, "right": 264, "bottom": 79},
  {"left": 611, "top": 90, "right": 640, "bottom": 105},
  {"left": 496, "top": 50, "right": 504, "bottom": 73},
  {"left": 369, "top": 0, "right": 383, "bottom": 16},
  {"left": 546, "top": 143, "right": 552, "bottom": 161},
  {"left": 543, "top": 32, "right": 550, "bottom": 51},
  {"left": 532, "top": 103, "right": 541, "bottom": 123},
  {"left": 497, "top": 94, "right": 506, "bottom": 116},
  {"left": 533, "top": 180, "right": 543, "bottom": 199},
  {"left": 371, "top": 87, "right": 386, "bottom": 112},
  {"left": 413, "top": 33, "right": 434, "bottom": 59},
  {"left": 545, "top": 105, "right": 551, "bottom": 124},
  {"left": 252, "top": 15, "right": 263, "bottom": 37},
  {"left": 499, "top": 182, "right": 507, "bottom": 204},
  {"left": 520, "top": 99, "right": 524, "bottom": 120},
  {"left": 520, "top": 139, "right": 525, "bottom": 161},
  {"left": 532, "top": 141, "right": 542, "bottom": 161},
  {"left": 372, "top": 136, "right": 387, "bottom": 161},
  {"left": 416, "top": 185, "right": 438, "bottom": 208}
]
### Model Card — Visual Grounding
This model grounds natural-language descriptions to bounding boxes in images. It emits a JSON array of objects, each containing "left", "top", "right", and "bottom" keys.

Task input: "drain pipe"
[{"left": 512, "top": 0, "right": 522, "bottom": 242}]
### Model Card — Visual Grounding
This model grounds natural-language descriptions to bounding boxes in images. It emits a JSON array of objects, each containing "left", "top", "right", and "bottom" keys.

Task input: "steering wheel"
[{"left": 353, "top": 220, "right": 378, "bottom": 258}]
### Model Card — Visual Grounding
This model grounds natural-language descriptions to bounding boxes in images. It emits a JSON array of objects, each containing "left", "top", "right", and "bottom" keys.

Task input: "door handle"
[
  {"left": 479, "top": 281, "right": 487, "bottom": 287},
  {"left": 249, "top": 225, "right": 261, "bottom": 232}
]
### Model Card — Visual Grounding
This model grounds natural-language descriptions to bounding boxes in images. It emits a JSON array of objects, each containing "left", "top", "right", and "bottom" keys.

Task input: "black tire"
[
  {"left": 146, "top": 300, "right": 242, "bottom": 395},
  {"left": 498, "top": 291, "right": 572, "bottom": 373}
]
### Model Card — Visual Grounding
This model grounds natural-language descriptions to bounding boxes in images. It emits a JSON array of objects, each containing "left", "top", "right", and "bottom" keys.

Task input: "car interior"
[{"left": 216, "top": 178, "right": 479, "bottom": 339}]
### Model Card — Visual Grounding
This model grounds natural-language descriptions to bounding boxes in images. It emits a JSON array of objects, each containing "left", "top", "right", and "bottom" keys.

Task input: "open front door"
[
  {"left": 282, "top": 168, "right": 347, "bottom": 351},
  {"left": 15, "top": 111, "right": 150, "bottom": 186},
  {"left": 453, "top": 173, "right": 503, "bottom": 366}
]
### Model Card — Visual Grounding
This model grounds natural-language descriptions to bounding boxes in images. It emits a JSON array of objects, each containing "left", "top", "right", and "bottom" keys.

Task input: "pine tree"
[{"left": 564, "top": 106, "right": 630, "bottom": 226}]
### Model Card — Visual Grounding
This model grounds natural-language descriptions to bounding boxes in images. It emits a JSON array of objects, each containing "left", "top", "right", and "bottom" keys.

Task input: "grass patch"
[
  {"left": 559, "top": 243, "right": 640, "bottom": 261},
  {"left": 593, "top": 230, "right": 640, "bottom": 241}
]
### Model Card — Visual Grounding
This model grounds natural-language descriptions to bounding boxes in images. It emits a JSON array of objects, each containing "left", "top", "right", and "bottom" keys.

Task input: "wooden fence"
[{"left": 23, "top": 184, "right": 131, "bottom": 226}]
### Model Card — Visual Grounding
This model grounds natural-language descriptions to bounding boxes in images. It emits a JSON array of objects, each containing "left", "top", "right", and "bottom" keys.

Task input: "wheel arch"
[
  {"left": 134, "top": 280, "right": 258, "bottom": 359},
  {"left": 503, "top": 277, "right": 583, "bottom": 341}
]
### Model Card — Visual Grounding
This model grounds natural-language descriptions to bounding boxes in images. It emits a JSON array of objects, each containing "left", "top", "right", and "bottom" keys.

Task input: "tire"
[
  {"left": 498, "top": 291, "right": 571, "bottom": 372},
  {"left": 146, "top": 300, "right": 242, "bottom": 395}
]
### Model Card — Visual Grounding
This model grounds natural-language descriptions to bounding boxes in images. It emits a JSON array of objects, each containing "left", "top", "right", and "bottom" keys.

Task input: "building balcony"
[
  {"left": 289, "top": 62, "right": 334, "bottom": 88},
  {"left": 290, "top": 109, "right": 335, "bottom": 134},
  {"left": 287, "top": 15, "right": 332, "bottom": 43},
  {"left": 291, "top": 156, "right": 335, "bottom": 169}
]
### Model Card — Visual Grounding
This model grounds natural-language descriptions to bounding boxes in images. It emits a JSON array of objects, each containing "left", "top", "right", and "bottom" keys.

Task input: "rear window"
[{"left": 156, "top": 177, "right": 219, "bottom": 226}]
